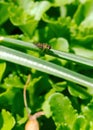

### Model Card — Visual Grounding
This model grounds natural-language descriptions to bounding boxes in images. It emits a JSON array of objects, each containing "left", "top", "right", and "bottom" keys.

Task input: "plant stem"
[
  {"left": 0, "top": 36, "right": 93, "bottom": 67},
  {"left": 23, "top": 74, "right": 31, "bottom": 118},
  {"left": 0, "top": 46, "right": 93, "bottom": 92}
]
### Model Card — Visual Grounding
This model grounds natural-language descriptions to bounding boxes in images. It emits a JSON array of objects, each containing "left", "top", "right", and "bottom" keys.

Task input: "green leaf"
[
  {"left": 74, "top": 4, "right": 85, "bottom": 25},
  {"left": 68, "top": 83, "right": 91, "bottom": 99},
  {"left": 80, "top": 0, "right": 93, "bottom": 27},
  {"left": 42, "top": 82, "right": 67, "bottom": 118},
  {"left": 82, "top": 99, "right": 93, "bottom": 121},
  {"left": 74, "top": 0, "right": 93, "bottom": 27},
  {"left": 49, "top": 0, "right": 74, "bottom": 6},
  {"left": 14, "top": 1, "right": 51, "bottom": 21},
  {"left": 3, "top": 73, "right": 23, "bottom": 89},
  {"left": 8, "top": 5, "right": 38, "bottom": 36},
  {"left": 90, "top": 123, "right": 93, "bottom": 130},
  {"left": 42, "top": 16, "right": 71, "bottom": 41},
  {"left": 26, "top": 1, "right": 51, "bottom": 21},
  {"left": 44, "top": 81, "right": 67, "bottom": 99},
  {"left": 17, "top": 108, "right": 29, "bottom": 125},
  {"left": 0, "top": 87, "right": 20, "bottom": 109},
  {"left": 0, "top": 61, "right": 6, "bottom": 81},
  {"left": 57, "top": 124, "right": 70, "bottom": 130},
  {"left": 44, "top": 93, "right": 77, "bottom": 128},
  {"left": 0, "top": 2, "right": 9, "bottom": 25},
  {"left": 0, "top": 109, "right": 15, "bottom": 130},
  {"left": 42, "top": 99, "right": 52, "bottom": 118},
  {"left": 54, "top": 81, "right": 67, "bottom": 92},
  {"left": 8, "top": 1, "right": 50, "bottom": 36},
  {"left": 49, "top": 37, "right": 69, "bottom": 52},
  {"left": 72, "top": 115, "right": 88, "bottom": 130},
  {"left": 28, "top": 75, "right": 52, "bottom": 109}
]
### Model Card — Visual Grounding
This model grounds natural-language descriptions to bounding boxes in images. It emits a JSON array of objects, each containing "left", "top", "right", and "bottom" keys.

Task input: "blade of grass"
[
  {"left": 0, "top": 36, "right": 93, "bottom": 67},
  {"left": 48, "top": 49, "right": 93, "bottom": 67},
  {"left": 0, "top": 36, "right": 39, "bottom": 51},
  {"left": 0, "top": 46, "right": 93, "bottom": 91}
]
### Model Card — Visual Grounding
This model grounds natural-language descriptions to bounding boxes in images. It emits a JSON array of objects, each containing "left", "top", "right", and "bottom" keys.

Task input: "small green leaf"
[
  {"left": 82, "top": 99, "right": 93, "bottom": 121},
  {"left": 80, "top": 1, "right": 93, "bottom": 28},
  {"left": 8, "top": 5, "right": 38, "bottom": 36},
  {"left": 68, "top": 83, "right": 91, "bottom": 99},
  {"left": 57, "top": 124, "right": 70, "bottom": 130},
  {"left": 42, "top": 100, "right": 52, "bottom": 118},
  {"left": 49, "top": 37, "right": 69, "bottom": 52},
  {"left": 42, "top": 16, "right": 70, "bottom": 41},
  {"left": 72, "top": 115, "right": 88, "bottom": 130},
  {"left": 14, "top": 1, "right": 51, "bottom": 21},
  {"left": 3, "top": 73, "right": 23, "bottom": 88},
  {"left": 8, "top": 1, "right": 50, "bottom": 36},
  {"left": 0, "top": 2, "right": 9, "bottom": 25},
  {"left": 0, "top": 87, "right": 25, "bottom": 117},
  {"left": 50, "top": 0, "right": 74, "bottom": 6},
  {"left": 90, "top": 123, "right": 93, "bottom": 130},
  {"left": 43, "top": 93, "right": 78, "bottom": 128},
  {"left": 74, "top": 0, "right": 93, "bottom": 27},
  {"left": 0, "top": 109, "right": 15, "bottom": 130},
  {"left": 54, "top": 81, "right": 67, "bottom": 92},
  {"left": 0, "top": 61, "right": 6, "bottom": 81}
]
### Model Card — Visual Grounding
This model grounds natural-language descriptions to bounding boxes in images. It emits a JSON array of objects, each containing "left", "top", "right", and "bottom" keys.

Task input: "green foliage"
[
  {"left": 82, "top": 99, "right": 93, "bottom": 121},
  {"left": 49, "top": 37, "right": 69, "bottom": 52},
  {"left": 0, "top": 61, "right": 6, "bottom": 81},
  {"left": 8, "top": 1, "right": 50, "bottom": 36},
  {"left": 72, "top": 115, "right": 88, "bottom": 130},
  {"left": 3, "top": 73, "right": 24, "bottom": 88},
  {"left": 57, "top": 124, "right": 70, "bottom": 130},
  {"left": 0, "top": 2, "right": 9, "bottom": 25},
  {"left": 0, "top": 0, "right": 93, "bottom": 129},
  {"left": 43, "top": 93, "right": 77, "bottom": 129},
  {"left": 0, "top": 109, "right": 15, "bottom": 130}
]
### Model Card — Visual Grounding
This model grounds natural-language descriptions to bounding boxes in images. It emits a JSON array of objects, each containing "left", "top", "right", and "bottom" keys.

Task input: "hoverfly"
[{"left": 35, "top": 43, "right": 51, "bottom": 51}]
